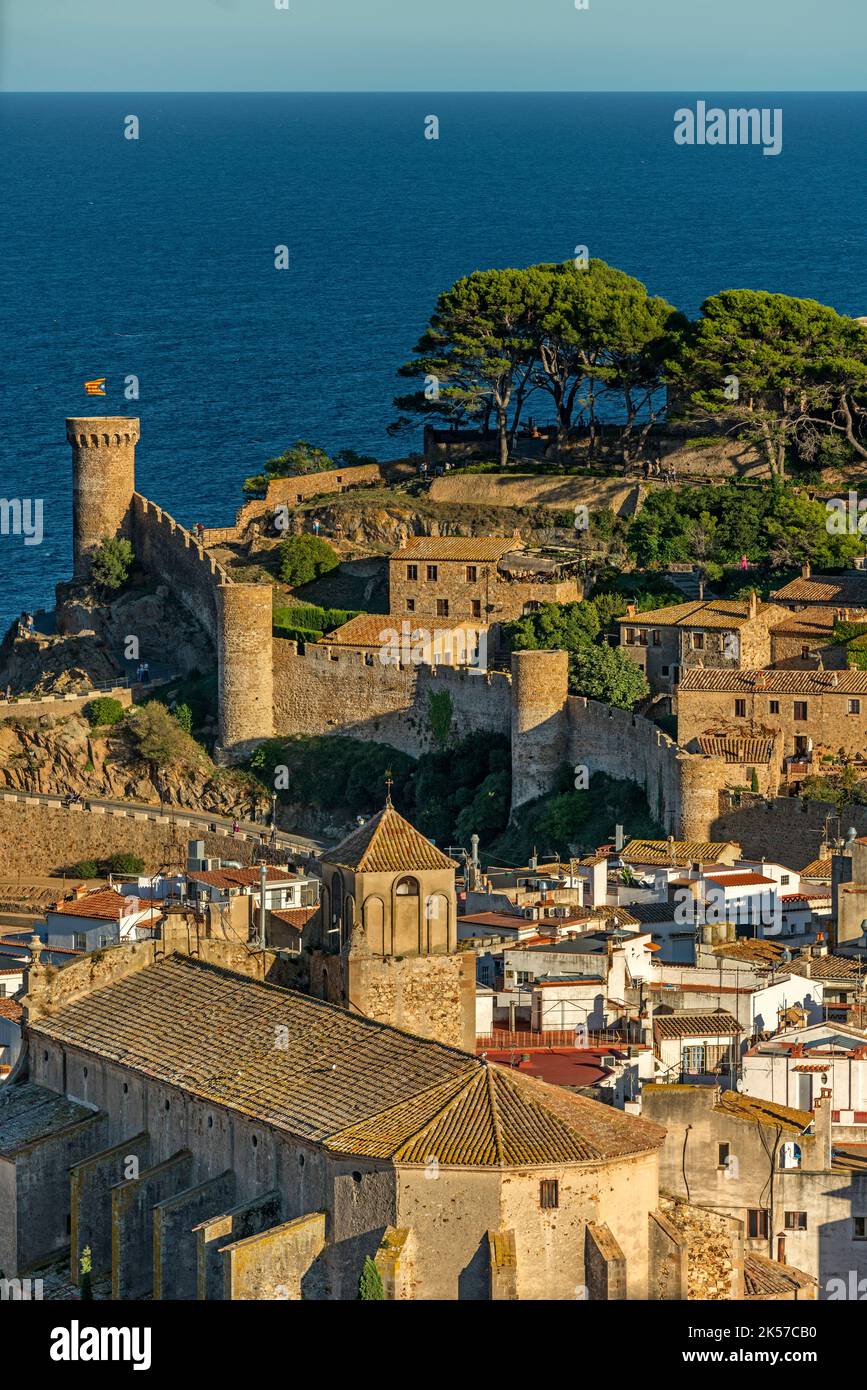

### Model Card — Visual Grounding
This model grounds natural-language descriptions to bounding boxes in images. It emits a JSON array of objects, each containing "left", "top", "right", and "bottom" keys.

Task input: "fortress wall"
[
  {"left": 0, "top": 687, "right": 133, "bottom": 725},
  {"left": 565, "top": 696, "right": 729, "bottom": 841},
  {"left": 67, "top": 419, "right": 140, "bottom": 579},
  {"left": 427, "top": 473, "right": 640, "bottom": 517},
  {"left": 0, "top": 800, "right": 262, "bottom": 877},
  {"left": 131, "top": 494, "right": 232, "bottom": 646},
  {"left": 232, "top": 463, "right": 385, "bottom": 536},
  {"left": 272, "top": 640, "right": 511, "bottom": 756}
]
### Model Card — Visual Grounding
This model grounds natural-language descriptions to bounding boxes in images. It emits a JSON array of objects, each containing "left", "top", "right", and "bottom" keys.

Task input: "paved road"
[{"left": 0, "top": 788, "right": 330, "bottom": 857}]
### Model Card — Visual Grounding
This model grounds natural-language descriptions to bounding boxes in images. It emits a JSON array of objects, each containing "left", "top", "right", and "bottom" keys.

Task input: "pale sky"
[{"left": 2, "top": 0, "right": 863, "bottom": 91}]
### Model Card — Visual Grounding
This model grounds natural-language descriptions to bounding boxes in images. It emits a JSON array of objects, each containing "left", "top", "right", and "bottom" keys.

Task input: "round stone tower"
[
  {"left": 510, "top": 649, "right": 570, "bottom": 809},
  {"left": 217, "top": 583, "right": 274, "bottom": 757},
  {"left": 66, "top": 417, "right": 140, "bottom": 578}
]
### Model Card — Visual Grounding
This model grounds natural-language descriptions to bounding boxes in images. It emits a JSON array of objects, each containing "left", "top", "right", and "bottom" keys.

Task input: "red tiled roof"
[
  {"left": 48, "top": 890, "right": 128, "bottom": 922},
  {"left": 706, "top": 873, "right": 775, "bottom": 888},
  {"left": 0, "top": 999, "right": 23, "bottom": 1023},
  {"left": 269, "top": 907, "right": 318, "bottom": 930}
]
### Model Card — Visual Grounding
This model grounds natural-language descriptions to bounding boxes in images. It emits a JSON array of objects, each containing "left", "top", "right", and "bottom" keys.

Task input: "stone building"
[
  {"left": 772, "top": 563, "right": 867, "bottom": 612},
  {"left": 307, "top": 796, "right": 476, "bottom": 1052},
  {"left": 642, "top": 1084, "right": 867, "bottom": 1293},
  {"left": 618, "top": 595, "right": 788, "bottom": 697},
  {"left": 388, "top": 536, "right": 582, "bottom": 626},
  {"left": 1, "top": 940, "right": 686, "bottom": 1300},
  {"left": 677, "top": 667, "right": 867, "bottom": 762}
]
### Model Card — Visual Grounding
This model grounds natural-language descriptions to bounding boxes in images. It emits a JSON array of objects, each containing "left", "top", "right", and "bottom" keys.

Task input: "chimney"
[
  {"left": 811, "top": 1087, "right": 833, "bottom": 1165},
  {"left": 801, "top": 562, "right": 811, "bottom": 580},
  {"left": 748, "top": 590, "right": 758, "bottom": 620},
  {"left": 74, "top": 883, "right": 88, "bottom": 900},
  {"left": 626, "top": 602, "right": 636, "bottom": 619},
  {"left": 258, "top": 862, "right": 267, "bottom": 949}
]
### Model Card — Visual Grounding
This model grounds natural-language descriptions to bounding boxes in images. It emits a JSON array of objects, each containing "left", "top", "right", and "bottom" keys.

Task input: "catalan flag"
[{"left": 84, "top": 378, "right": 106, "bottom": 396}]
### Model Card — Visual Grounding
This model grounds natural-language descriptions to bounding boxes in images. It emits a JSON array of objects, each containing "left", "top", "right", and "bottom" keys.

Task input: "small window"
[
  {"left": 661, "top": 666, "right": 670, "bottom": 677},
  {"left": 849, "top": 699, "right": 861, "bottom": 715},
  {"left": 652, "top": 630, "right": 661, "bottom": 647},
  {"left": 718, "top": 1142, "right": 731, "bottom": 1169},
  {"left": 466, "top": 565, "right": 478, "bottom": 583},
  {"left": 395, "top": 876, "right": 419, "bottom": 897},
  {"left": 471, "top": 599, "right": 482, "bottom": 619},
  {"left": 784, "top": 1211, "right": 807, "bottom": 1231},
  {"left": 747, "top": 1209, "right": 769, "bottom": 1239},
  {"left": 801, "top": 646, "right": 810, "bottom": 659},
  {"left": 692, "top": 632, "right": 705, "bottom": 651},
  {"left": 735, "top": 699, "right": 747, "bottom": 718},
  {"left": 769, "top": 700, "right": 780, "bottom": 715},
  {"left": 406, "top": 598, "right": 415, "bottom": 613},
  {"left": 72, "top": 933, "right": 86, "bottom": 951},
  {"left": 406, "top": 564, "right": 418, "bottom": 581},
  {"left": 780, "top": 874, "right": 789, "bottom": 885},
  {"left": 540, "top": 1179, "right": 559, "bottom": 1210},
  {"left": 854, "top": 1216, "right": 867, "bottom": 1241},
  {"left": 794, "top": 701, "right": 808, "bottom": 721},
  {"left": 427, "top": 565, "right": 438, "bottom": 581},
  {"left": 436, "top": 599, "right": 449, "bottom": 618}
]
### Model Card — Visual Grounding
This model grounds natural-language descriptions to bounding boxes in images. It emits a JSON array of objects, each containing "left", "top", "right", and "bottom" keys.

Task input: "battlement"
[{"left": 66, "top": 418, "right": 141, "bottom": 449}]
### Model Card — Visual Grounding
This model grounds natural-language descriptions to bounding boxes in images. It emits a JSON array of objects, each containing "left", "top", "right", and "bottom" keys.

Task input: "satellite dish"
[{"left": 735, "top": 1078, "right": 745, "bottom": 1092}]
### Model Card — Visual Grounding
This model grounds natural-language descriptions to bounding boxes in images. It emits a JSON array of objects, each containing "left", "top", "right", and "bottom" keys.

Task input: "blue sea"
[{"left": 1, "top": 91, "right": 866, "bottom": 634}]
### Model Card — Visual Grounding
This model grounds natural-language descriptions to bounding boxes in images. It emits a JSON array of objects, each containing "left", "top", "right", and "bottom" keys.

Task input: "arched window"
[
  {"left": 395, "top": 876, "right": 419, "bottom": 897},
  {"left": 331, "top": 873, "right": 344, "bottom": 924}
]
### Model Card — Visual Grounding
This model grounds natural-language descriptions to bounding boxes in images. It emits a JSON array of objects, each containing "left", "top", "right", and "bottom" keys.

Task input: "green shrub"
[
  {"left": 278, "top": 535, "right": 340, "bottom": 587},
  {"left": 68, "top": 860, "right": 98, "bottom": 878},
  {"left": 358, "top": 1256, "right": 385, "bottom": 1300},
  {"left": 86, "top": 696, "right": 126, "bottom": 728},
  {"left": 173, "top": 702, "right": 193, "bottom": 734},
  {"left": 106, "top": 853, "right": 145, "bottom": 875}
]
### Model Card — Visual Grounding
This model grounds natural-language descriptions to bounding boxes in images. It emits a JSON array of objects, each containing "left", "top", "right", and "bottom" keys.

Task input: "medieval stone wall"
[
  {"left": 272, "top": 639, "right": 511, "bottom": 755},
  {"left": 131, "top": 494, "right": 231, "bottom": 646},
  {"left": 0, "top": 798, "right": 262, "bottom": 876}
]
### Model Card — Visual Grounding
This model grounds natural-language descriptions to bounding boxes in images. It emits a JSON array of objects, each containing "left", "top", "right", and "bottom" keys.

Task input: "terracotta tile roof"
[
  {"left": 628, "top": 902, "right": 680, "bottom": 924},
  {"left": 800, "top": 857, "right": 833, "bottom": 880},
  {"left": 586, "top": 905, "right": 640, "bottom": 927},
  {"left": 269, "top": 907, "right": 318, "bottom": 930},
  {"left": 771, "top": 573, "right": 867, "bottom": 605},
  {"left": 458, "top": 912, "right": 531, "bottom": 930},
  {"left": 787, "top": 954, "right": 865, "bottom": 981},
  {"left": 653, "top": 1011, "right": 742, "bottom": 1039},
  {"left": 697, "top": 734, "right": 777, "bottom": 764},
  {"left": 0, "top": 1081, "right": 98, "bottom": 1158},
  {"left": 744, "top": 1253, "right": 817, "bottom": 1296},
  {"left": 679, "top": 666, "right": 867, "bottom": 694},
  {"left": 620, "top": 598, "right": 775, "bottom": 629},
  {"left": 327, "top": 804, "right": 456, "bottom": 874},
  {"left": 621, "top": 839, "right": 740, "bottom": 866},
  {"left": 713, "top": 1090, "right": 812, "bottom": 1133},
  {"left": 711, "top": 939, "right": 784, "bottom": 965},
  {"left": 28, "top": 955, "right": 663, "bottom": 1168},
  {"left": 48, "top": 889, "right": 129, "bottom": 922},
  {"left": 705, "top": 873, "right": 776, "bottom": 888},
  {"left": 327, "top": 1062, "right": 664, "bottom": 1165},
  {"left": 391, "top": 536, "right": 519, "bottom": 563},
  {"left": 0, "top": 999, "right": 22, "bottom": 1022},
  {"left": 770, "top": 607, "right": 839, "bottom": 636},
  {"left": 328, "top": 612, "right": 486, "bottom": 648}
]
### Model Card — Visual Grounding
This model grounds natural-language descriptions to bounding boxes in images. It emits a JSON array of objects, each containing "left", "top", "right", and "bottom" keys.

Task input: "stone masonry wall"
[
  {"left": 131, "top": 494, "right": 232, "bottom": 646},
  {"left": 0, "top": 799, "right": 262, "bottom": 877},
  {"left": 272, "top": 639, "right": 511, "bottom": 755}
]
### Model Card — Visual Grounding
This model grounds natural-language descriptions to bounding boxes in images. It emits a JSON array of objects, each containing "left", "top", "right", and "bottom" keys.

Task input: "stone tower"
[
  {"left": 217, "top": 583, "right": 274, "bottom": 755},
  {"left": 310, "top": 795, "right": 476, "bottom": 1051},
  {"left": 66, "top": 417, "right": 139, "bottom": 578},
  {"left": 510, "top": 648, "right": 570, "bottom": 809}
]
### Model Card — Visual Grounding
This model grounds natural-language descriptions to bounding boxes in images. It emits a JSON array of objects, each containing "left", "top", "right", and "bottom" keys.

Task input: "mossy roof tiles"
[
  {"left": 326, "top": 804, "right": 456, "bottom": 873},
  {"left": 29, "top": 955, "right": 664, "bottom": 1168}
]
